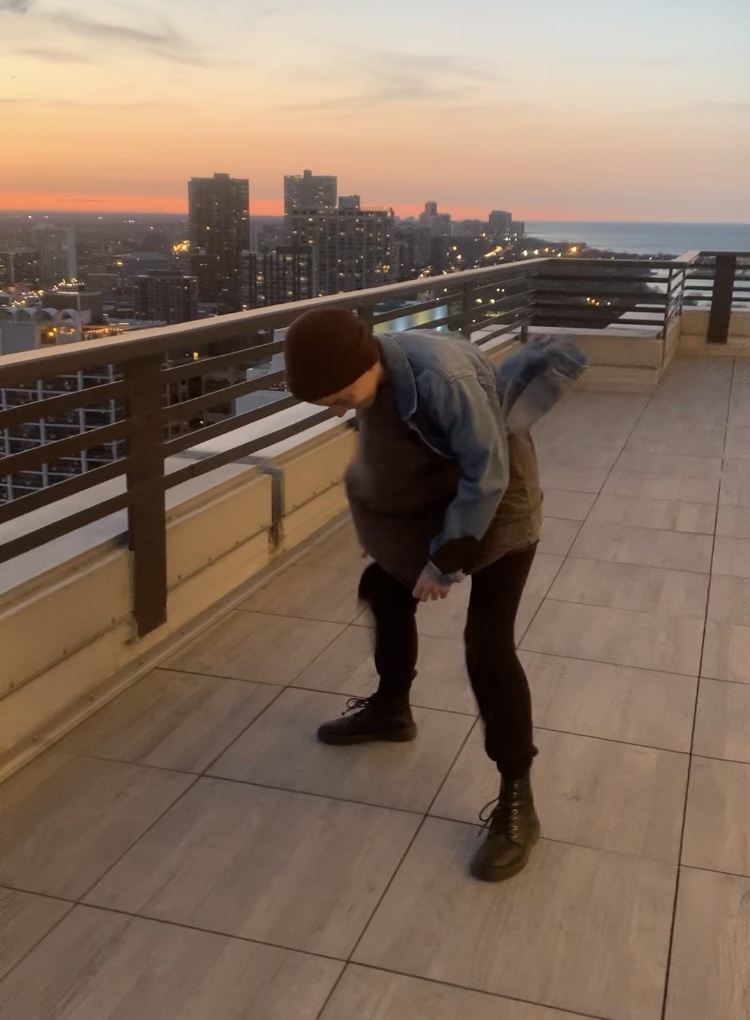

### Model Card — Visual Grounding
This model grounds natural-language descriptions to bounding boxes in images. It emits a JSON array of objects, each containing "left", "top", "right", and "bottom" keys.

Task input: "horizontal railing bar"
[
  {"left": 474, "top": 323, "right": 525, "bottom": 346},
  {"left": 371, "top": 295, "right": 459, "bottom": 325},
  {"left": 0, "top": 380, "right": 127, "bottom": 430},
  {"left": 470, "top": 289, "right": 537, "bottom": 313},
  {"left": 411, "top": 313, "right": 462, "bottom": 331},
  {"left": 0, "top": 260, "right": 554, "bottom": 385},
  {"left": 0, "top": 490, "right": 131, "bottom": 564},
  {"left": 163, "top": 409, "right": 335, "bottom": 490},
  {"left": 534, "top": 310, "right": 669, "bottom": 326},
  {"left": 159, "top": 372, "right": 287, "bottom": 425},
  {"left": 160, "top": 339, "right": 286, "bottom": 383},
  {"left": 162, "top": 395, "right": 298, "bottom": 457},
  {"left": 0, "top": 420, "right": 129, "bottom": 477},
  {"left": 535, "top": 290, "right": 668, "bottom": 303},
  {"left": 695, "top": 250, "right": 750, "bottom": 258},
  {"left": 537, "top": 271, "right": 670, "bottom": 284},
  {"left": 0, "top": 457, "right": 129, "bottom": 526}
]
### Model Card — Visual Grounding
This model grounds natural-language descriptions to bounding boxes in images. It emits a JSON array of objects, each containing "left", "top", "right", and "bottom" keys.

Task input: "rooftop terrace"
[{"left": 2, "top": 355, "right": 750, "bottom": 1019}]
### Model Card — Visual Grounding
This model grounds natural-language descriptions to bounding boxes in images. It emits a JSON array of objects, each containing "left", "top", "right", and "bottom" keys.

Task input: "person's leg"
[
  {"left": 317, "top": 562, "right": 419, "bottom": 744},
  {"left": 464, "top": 544, "right": 541, "bottom": 880}
]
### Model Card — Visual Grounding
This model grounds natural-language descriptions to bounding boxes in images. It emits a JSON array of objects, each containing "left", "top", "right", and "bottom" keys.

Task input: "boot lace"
[
  {"left": 477, "top": 780, "right": 523, "bottom": 840},
  {"left": 342, "top": 696, "right": 372, "bottom": 716}
]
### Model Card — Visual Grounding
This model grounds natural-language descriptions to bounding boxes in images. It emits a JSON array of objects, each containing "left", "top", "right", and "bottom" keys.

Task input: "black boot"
[
  {"left": 317, "top": 694, "right": 417, "bottom": 745},
  {"left": 470, "top": 772, "right": 540, "bottom": 882}
]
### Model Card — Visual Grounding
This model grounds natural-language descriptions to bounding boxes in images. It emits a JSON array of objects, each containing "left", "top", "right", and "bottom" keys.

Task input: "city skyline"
[{"left": 1, "top": 0, "right": 749, "bottom": 221}]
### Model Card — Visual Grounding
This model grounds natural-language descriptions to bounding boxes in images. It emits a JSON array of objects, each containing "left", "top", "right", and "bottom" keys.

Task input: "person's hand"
[{"left": 413, "top": 567, "right": 451, "bottom": 602}]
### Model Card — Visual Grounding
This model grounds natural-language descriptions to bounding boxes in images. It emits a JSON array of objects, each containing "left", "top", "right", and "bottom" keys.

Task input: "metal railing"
[
  {"left": 0, "top": 260, "right": 543, "bottom": 635},
  {"left": 684, "top": 251, "right": 750, "bottom": 343},
  {"left": 1, "top": 249, "right": 748, "bottom": 636},
  {"left": 533, "top": 252, "right": 698, "bottom": 336}
]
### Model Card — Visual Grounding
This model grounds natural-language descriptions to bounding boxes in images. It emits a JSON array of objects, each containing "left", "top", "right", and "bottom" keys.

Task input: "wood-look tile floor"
[{"left": 3, "top": 358, "right": 749, "bottom": 1020}]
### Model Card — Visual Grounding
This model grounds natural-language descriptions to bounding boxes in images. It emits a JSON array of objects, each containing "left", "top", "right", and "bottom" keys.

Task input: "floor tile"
[
  {"left": 320, "top": 965, "right": 594, "bottom": 1020},
  {"left": 238, "top": 563, "right": 361, "bottom": 623},
  {"left": 614, "top": 451, "right": 722, "bottom": 480},
  {"left": 209, "top": 688, "right": 472, "bottom": 813},
  {"left": 716, "top": 504, "right": 750, "bottom": 539},
  {"left": 723, "top": 426, "right": 750, "bottom": 459},
  {"left": 0, "top": 889, "right": 71, "bottom": 982},
  {"left": 665, "top": 868, "right": 750, "bottom": 1020},
  {"left": 624, "top": 433, "right": 726, "bottom": 458},
  {"left": 712, "top": 537, "right": 750, "bottom": 578},
  {"left": 539, "top": 489, "right": 597, "bottom": 521},
  {"left": 432, "top": 727, "right": 687, "bottom": 862},
  {"left": 682, "top": 757, "right": 750, "bottom": 877},
  {"left": 60, "top": 670, "right": 281, "bottom": 772},
  {"left": 601, "top": 470, "right": 719, "bottom": 505},
  {"left": 85, "top": 779, "right": 420, "bottom": 957},
  {"left": 588, "top": 493, "right": 715, "bottom": 535},
  {"left": 0, "top": 906, "right": 342, "bottom": 1020},
  {"left": 707, "top": 575, "right": 750, "bottom": 625},
  {"left": 537, "top": 443, "right": 620, "bottom": 471},
  {"left": 537, "top": 464, "right": 608, "bottom": 494},
  {"left": 571, "top": 521, "right": 713, "bottom": 572},
  {"left": 693, "top": 679, "right": 750, "bottom": 763},
  {"left": 538, "top": 518, "right": 581, "bottom": 556},
  {"left": 523, "top": 651, "right": 696, "bottom": 751},
  {"left": 722, "top": 457, "right": 750, "bottom": 486},
  {"left": 548, "top": 558, "right": 708, "bottom": 618},
  {"left": 416, "top": 580, "right": 471, "bottom": 640},
  {"left": 0, "top": 752, "right": 192, "bottom": 900},
  {"left": 300, "top": 523, "right": 363, "bottom": 573},
  {"left": 293, "top": 625, "right": 477, "bottom": 715},
  {"left": 521, "top": 600, "right": 702, "bottom": 675},
  {"left": 163, "top": 611, "right": 346, "bottom": 685},
  {"left": 702, "top": 621, "right": 750, "bottom": 684},
  {"left": 354, "top": 818, "right": 676, "bottom": 1020}
]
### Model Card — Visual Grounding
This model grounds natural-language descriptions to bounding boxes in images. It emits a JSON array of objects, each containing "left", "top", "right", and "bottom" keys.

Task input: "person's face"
[{"left": 316, "top": 361, "right": 383, "bottom": 417}]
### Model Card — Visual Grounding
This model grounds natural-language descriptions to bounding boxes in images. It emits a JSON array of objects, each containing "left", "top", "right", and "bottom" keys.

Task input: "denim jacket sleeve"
[{"left": 418, "top": 369, "right": 509, "bottom": 582}]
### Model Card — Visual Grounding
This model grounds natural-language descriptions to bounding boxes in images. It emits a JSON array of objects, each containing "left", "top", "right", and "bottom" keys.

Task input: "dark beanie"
[{"left": 284, "top": 308, "right": 380, "bottom": 402}]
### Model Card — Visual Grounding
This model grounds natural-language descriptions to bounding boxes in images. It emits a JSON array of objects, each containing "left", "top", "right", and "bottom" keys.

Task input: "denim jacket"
[{"left": 375, "top": 330, "right": 587, "bottom": 582}]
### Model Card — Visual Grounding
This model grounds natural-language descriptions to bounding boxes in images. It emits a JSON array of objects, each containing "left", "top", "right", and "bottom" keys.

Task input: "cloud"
[
  {"left": 50, "top": 8, "right": 182, "bottom": 47},
  {"left": 12, "top": 45, "right": 86, "bottom": 63},
  {"left": 280, "top": 47, "right": 501, "bottom": 114},
  {"left": 3, "top": 2, "right": 233, "bottom": 67},
  {"left": 0, "top": 96, "right": 183, "bottom": 108}
]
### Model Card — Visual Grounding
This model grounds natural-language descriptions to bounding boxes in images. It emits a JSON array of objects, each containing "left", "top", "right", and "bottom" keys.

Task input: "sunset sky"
[{"left": 1, "top": 0, "right": 748, "bottom": 221}]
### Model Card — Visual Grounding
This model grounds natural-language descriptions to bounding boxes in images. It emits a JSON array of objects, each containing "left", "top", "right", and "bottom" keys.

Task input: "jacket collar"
[{"left": 375, "top": 333, "right": 417, "bottom": 419}]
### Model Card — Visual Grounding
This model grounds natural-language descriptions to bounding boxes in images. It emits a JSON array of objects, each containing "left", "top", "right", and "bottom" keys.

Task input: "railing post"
[
  {"left": 707, "top": 254, "right": 737, "bottom": 344},
  {"left": 125, "top": 355, "right": 167, "bottom": 637},
  {"left": 460, "top": 283, "right": 473, "bottom": 338},
  {"left": 357, "top": 304, "right": 375, "bottom": 334}
]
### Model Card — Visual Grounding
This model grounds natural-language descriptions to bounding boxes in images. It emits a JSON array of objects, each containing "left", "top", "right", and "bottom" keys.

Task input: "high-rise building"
[
  {"left": 284, "top": 169, "right": 337, "bottom": 216},
  {"left": 395, "top": 223, "right": 432, "bottom": 279},
  {"left": 0, "top": 248, "right": 40, "bottom": 288},
  {"left": 418, "top": 201, "right": 452, "bottom": 237},
  {"left": 133, "top": 271, "right": 199, "bottom": 324},
  {"left": 289, "top": 197, "right": 395, "bottom": 296},
  {"left": 242, "top": 247, "right": 316, "bottom": 308},
  {"left": 0, "top": 306, "right": 126, "bottom": 503},
  {"left": 489, "top": 210, "right": 513, "bottom": 236},
  {"left": 188, "top": 172, "right": 249, "bottom": 312},
  {"left": 32, "top": 225, "right": 77, "bottom": 287}
]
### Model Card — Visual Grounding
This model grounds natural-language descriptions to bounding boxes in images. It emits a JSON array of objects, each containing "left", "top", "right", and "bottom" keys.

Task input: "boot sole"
[
  {"left": 318, "top": 726, "right": 417, "bottom": 746},
  {"left": 470, "top": 825, "right": 541, "bottom": 883}
]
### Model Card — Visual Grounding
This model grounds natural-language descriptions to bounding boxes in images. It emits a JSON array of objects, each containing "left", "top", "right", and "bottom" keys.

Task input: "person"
[{"left": 283, "top": 308, "right": 584, "bottom": 882}]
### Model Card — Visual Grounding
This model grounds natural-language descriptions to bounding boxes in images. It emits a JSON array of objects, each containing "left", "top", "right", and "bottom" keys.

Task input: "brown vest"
[{"left": 345, "top": 382, "right": 542, "bottom": 586}]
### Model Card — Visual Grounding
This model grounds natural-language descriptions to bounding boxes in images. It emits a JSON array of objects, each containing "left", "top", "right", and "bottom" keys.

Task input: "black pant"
[{"left": 358, "top": 545, "right": 538, "bottom": 778}]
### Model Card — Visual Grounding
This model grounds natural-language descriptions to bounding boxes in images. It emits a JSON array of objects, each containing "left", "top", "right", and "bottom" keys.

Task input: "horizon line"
[{"left": 0, "top": 207, "right": 747, "bottom": 227}]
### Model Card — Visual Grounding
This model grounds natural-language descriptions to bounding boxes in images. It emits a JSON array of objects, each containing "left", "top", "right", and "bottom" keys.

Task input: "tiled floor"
[{"left": 2, "top": 357, "right": 750, "bottom": 1020}]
